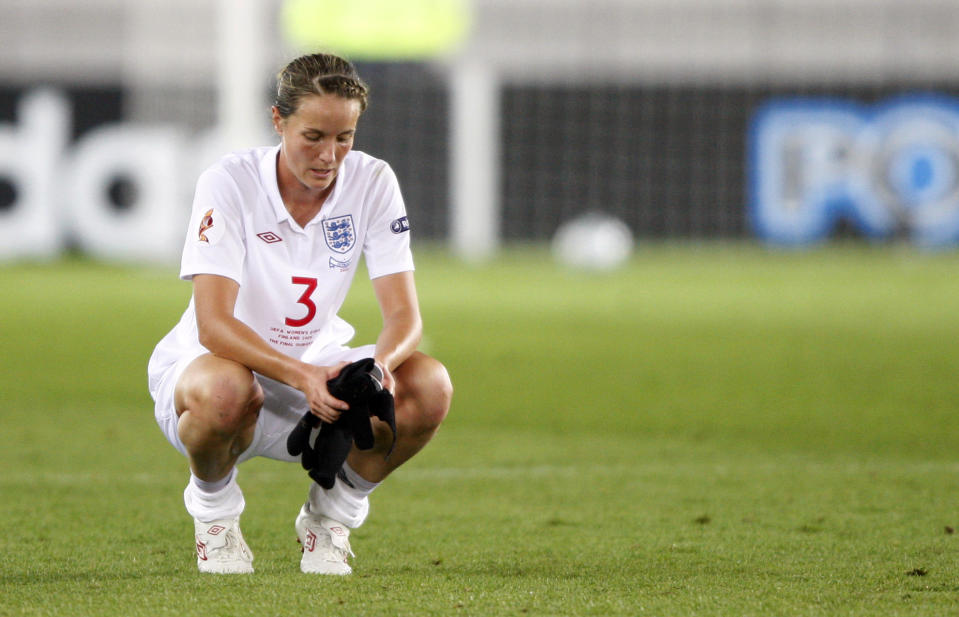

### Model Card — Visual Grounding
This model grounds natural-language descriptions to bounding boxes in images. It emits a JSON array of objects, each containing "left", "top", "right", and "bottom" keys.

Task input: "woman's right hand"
[{"left": 297, "top": 361, "right": 350, "bottom": 423}]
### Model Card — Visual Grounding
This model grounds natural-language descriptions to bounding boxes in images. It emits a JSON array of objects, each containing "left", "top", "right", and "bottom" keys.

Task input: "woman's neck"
[{"left": 276, "top": 156, "right": 334, "bottom": 227}]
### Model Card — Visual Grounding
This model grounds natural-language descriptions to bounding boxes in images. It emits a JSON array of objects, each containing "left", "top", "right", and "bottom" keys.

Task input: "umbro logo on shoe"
[
  {"left": 295, "top": 506, "right": 354, "bottom": 574},
  {"left": 193, "top": 516, "right": 254, "bottom": 574},
  {"left": 304, "top": 530, "right": 317, "bottom": 552}
]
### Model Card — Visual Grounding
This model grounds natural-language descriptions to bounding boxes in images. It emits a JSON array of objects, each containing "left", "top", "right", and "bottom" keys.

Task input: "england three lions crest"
[{"left": 323, "top": 215, "right": 355, "bottom": 254}]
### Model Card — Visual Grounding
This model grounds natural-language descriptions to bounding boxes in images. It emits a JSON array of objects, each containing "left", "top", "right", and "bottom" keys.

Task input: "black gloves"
[{"left": 286, "top": 358, "right": 396, "bottom": 489}]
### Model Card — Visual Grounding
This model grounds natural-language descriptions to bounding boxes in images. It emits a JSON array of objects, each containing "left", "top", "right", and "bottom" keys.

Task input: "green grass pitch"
[{"left": 1, "top": 244, "right": 959, "bottom": 616}]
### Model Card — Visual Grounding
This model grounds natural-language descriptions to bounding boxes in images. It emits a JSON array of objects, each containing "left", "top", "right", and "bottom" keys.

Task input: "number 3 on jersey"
[{"left": 286, "top": 276, "right": 318, "bottom": 327}]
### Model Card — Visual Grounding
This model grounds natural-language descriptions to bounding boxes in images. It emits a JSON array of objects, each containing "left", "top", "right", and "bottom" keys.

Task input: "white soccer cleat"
[
  {"left": 295, "top": 504, "right": 354, "bottom": 575},
  {"left": 194, "top": 516, "right": 254, "bottom": 574}
]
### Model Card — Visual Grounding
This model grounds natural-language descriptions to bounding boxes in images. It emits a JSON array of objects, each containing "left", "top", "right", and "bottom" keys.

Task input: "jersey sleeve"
[
  {"left": 362, "top": 162, "right": 415, "bottom": 279},
  {"left": 179, "top": 167, "right": 247, "bottom": 285}
]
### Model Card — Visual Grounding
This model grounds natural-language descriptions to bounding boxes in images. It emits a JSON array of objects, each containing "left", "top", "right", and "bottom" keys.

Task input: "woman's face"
[{"left": 273, "top": 93, "right": 362, "bottom": 196}]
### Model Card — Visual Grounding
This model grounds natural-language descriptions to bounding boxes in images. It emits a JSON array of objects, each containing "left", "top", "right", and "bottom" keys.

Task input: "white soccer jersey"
[{"left": 148, "top": 145, "right": 413, "bottom": 390}]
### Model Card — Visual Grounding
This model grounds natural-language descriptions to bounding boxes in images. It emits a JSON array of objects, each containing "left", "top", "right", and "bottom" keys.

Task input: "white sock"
[
  {"left": 184, "top": 468, "right": 245, "bottom": 522},
  {"left": 191, "top": 469, "right": 233, "bottom": 493},
  {"left": 307, "top": 463, "right": 378, "bottom": 528},
  {"left": 339, "top": 462, "right": 379, "bottom": 494}
]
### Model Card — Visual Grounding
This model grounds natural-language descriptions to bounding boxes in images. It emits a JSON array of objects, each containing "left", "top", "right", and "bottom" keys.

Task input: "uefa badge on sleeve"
[
  {"left": 198, "top": 209, "right": 214, "bottom": 243},
  {"left": 196, "top": 208, "right": 225, "bottom": 245}
]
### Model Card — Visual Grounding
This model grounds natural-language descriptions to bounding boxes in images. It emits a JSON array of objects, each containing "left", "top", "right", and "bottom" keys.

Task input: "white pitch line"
[{"left": 3, "top": 459, "right": 959, "bottom": 486}]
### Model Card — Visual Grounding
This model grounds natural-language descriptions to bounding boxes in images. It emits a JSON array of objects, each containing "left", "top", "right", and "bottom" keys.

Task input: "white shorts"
[{"left": 150, "top": 344, "right": 377, "bottom": 465}]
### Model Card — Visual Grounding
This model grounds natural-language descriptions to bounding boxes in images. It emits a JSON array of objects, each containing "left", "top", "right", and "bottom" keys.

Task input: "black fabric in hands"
[{"left": 285, "top": 358, "right": 396, "bottom": 489}]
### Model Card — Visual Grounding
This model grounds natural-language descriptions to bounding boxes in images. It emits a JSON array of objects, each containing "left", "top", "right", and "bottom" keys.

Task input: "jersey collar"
[{"left": 260, "top": 145, "right": 291, "bottom": 225}]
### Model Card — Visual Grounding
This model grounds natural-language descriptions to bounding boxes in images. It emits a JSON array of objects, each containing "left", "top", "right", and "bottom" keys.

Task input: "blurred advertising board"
[{"left": 750, "top": 96, "right": 959, "bottom": 248}]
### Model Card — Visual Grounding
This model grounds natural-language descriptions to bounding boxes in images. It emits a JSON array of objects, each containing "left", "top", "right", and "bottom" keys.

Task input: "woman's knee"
[
  {"left": 175, "top": 356, "right": 263, "bottom": 433},
  {"left": 395, "top": 353, "right": 453, "bottom": 431}
]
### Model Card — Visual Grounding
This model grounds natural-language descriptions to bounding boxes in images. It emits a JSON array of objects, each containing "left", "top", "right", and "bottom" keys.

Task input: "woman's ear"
[{"left": 271, "top": 106, "right": 283, "bottom": 135}]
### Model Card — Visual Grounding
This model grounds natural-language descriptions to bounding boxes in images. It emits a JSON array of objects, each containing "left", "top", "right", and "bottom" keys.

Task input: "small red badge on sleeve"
[{"left": 198, "top": 209, "right": 214, "bottom": 243}]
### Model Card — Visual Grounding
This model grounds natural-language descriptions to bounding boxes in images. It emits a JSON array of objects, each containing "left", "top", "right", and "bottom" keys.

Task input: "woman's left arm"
[{"left": 371, "top": 270, "right": 423, "bottom": 391}]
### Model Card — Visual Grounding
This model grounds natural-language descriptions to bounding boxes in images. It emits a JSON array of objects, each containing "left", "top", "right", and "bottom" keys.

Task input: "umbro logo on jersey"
[{"left": 257, "top": 231, "right": 283, "bottom": 243}]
